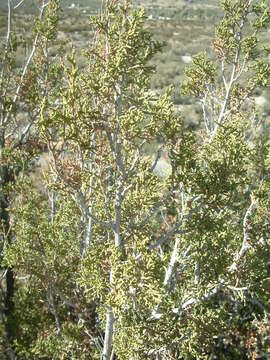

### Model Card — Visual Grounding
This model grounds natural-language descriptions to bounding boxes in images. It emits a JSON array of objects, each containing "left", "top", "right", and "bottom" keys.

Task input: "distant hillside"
[
  {"left": 0, "top": 0, "right": 221, "bottom": 17},
  {"left": 0, "top": 0, "right": 102, "bottom": 13}
]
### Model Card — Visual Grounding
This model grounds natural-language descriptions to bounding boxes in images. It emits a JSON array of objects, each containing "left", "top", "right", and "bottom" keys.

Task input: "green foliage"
[
  {"left": 34, "top": 1, "right": 60, "bottom": 41},
  {"left": 1, "top": 0, "right": 270, "bottom": 359},
  {"left": 181, "top": 52, "right": 216, "bottom": 97}
]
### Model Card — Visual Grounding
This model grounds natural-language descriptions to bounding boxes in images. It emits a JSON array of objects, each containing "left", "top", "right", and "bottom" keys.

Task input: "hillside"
[{"left": 0, "top": 0, "right": 221, "bottom": 18}]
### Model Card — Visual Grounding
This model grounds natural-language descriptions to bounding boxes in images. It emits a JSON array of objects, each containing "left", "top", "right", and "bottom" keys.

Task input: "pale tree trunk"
[
  {"left": 102, "top": 166, "right": 123, "bottom": 360},
  {"left": 102, "top": 73, "right": 124, "bottom": 358},
  {"left": 102, "top": 271, "right": 115, "bottom": 360}
]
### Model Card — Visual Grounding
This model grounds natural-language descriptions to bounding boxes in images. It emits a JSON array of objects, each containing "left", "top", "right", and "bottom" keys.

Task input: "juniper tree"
[
  {"left": 3, "top": 0, "right": 270, "bottom": 359},
  {"left": 38, "top": 2, "right": 176, "bottom": 358}
]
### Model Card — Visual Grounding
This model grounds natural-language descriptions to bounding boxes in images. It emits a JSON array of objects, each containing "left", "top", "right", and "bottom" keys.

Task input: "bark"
[
  {"left": 102, "top": 184, "right": 123, "bottom": 359},
  {"left": 102, "top": 305, "right": 114, "bottom": 360}
]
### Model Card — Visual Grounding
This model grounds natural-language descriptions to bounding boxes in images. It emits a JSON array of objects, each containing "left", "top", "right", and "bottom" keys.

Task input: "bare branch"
[
  {"left": 13, "top": 0, "right": 25, "bottom": 9},
  {"left": 229, "top": 199, "right": 256, "bottom": 272},
  {"left": 210, "top": 13, "right": 248, "bottom": 143}
]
